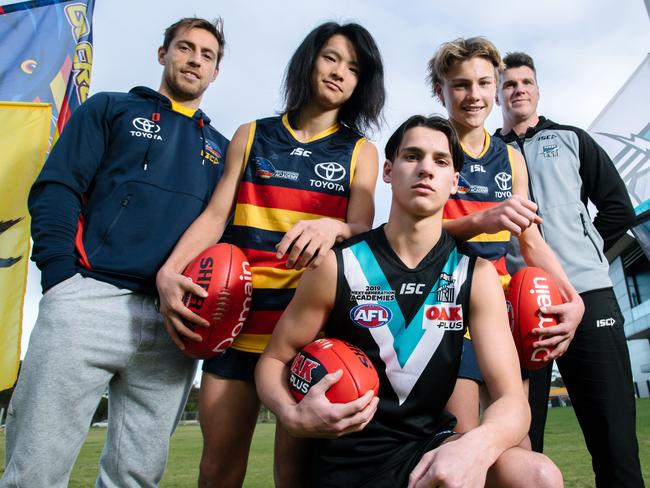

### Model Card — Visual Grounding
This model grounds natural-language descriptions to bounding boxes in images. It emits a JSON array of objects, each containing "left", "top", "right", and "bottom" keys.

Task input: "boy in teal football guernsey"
[{"left": 256, "top": 115, "right": 563, "bottom": 487}]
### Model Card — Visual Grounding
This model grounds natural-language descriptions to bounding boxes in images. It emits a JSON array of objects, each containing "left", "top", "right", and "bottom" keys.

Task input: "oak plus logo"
[
  {"left": 311, "top": 162, "right": 346, "bottom": 192},
  {"left": 422, "top": 304, "right": 463, "bottom": 331},
  {"left": 130, "top": 117, "right": 162, "bottom": 140},
  {"left": 494, "top": 172, "right": 512, "bottom": 198}
]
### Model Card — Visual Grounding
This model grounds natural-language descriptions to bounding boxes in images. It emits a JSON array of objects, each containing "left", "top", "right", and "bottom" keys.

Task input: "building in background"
[{"left": 590, "top": 54, "right": 650, "bottom": 398}]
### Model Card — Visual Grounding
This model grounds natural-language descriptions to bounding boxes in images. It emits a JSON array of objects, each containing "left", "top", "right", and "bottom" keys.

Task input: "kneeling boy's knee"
[{"left": 531, "top": 458, "right": 563, "bottom": 488}]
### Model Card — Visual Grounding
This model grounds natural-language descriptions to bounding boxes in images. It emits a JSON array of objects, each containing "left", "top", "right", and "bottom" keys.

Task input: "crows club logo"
[
  {"left": 350, "top": 303, "right": 392, "bottom": 328},
  {"left": 456, "top": 174, "right": 487, "bottom": 195},
  {"left": 457, "top": 173, "right": 470, "bottom": 194},
  {"left": 130, "top": 117, "right": 162, "bottom": 140},
  {"left": 254, "top": 157, "right": 275, "bottom": 179},
  {"left": 253, "top": 157, "right": 299, "bottom": 180},
  {"left": 202, "top": 140, "right": 223, "bottom": 165}
]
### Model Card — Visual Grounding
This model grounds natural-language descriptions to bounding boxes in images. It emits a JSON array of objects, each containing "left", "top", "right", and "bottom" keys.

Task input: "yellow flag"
[{"left": 0, "top": 102, "right": 50, "bottom": 391}]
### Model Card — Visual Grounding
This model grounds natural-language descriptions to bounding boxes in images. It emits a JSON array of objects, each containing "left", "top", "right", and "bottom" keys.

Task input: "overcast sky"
[{"left": 17, "top": 0, "right": 650, "bottom": 358}]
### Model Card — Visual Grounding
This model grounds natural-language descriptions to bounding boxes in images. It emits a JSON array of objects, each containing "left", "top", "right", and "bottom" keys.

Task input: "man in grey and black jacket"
[{"left": 495, "top": 51, "right": 643, "bottom": 488}]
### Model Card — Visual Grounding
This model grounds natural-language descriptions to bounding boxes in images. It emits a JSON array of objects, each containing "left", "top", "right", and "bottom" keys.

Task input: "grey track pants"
[{"left": 1, "top": 274, "right": 196, "bottom": 488}]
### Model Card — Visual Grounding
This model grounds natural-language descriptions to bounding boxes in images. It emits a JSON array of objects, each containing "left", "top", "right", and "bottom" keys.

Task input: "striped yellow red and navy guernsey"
[
  {"left": 230, "top": 114, "right": 365, "bottom": 353},
  {"left": 443, "top": 129, "right": 516, "bottom": 288}
]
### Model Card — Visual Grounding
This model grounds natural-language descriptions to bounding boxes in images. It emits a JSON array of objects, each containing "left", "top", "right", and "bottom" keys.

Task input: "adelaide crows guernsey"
[
  {"left": 313, "top": 227, "right": 475, "bottom": 482},
  {"left": 231, "top": 114, "right": 365, "bottom": 353},
  {"left": 443, "top": 129, "right": 516, "bottom": 285}
]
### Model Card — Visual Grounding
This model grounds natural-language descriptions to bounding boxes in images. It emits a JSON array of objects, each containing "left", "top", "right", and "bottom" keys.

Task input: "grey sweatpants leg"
[{"left": 1, "top": 275, "right": 196, "bottom": 488}]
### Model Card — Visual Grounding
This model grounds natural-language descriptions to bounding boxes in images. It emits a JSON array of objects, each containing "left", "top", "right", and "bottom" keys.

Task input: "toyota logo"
[
  {"left": 132, "top": 117, "right": 161, "bottom": 133},
  {"left": 314, "top": 162, "right": 346, "bottom": 182},
  {"left": 494, "top": 172, "right": 512, "bottom": 191}
]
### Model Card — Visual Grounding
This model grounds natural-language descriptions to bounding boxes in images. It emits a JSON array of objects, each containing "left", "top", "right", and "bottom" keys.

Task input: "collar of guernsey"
[{"left": 170, "top": 99, "right": 196, "bottom": 118}]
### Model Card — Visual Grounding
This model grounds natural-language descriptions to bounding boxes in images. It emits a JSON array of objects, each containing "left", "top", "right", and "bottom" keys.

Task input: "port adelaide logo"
[
  {"left": 541, "top": 144, "right": 559, "bottom": 158},
  {"left": 311, "top": 162, "right": 346, "bottom": 192},
  {"left": 130, "top": 117, "right": 162, "bottom": 140}
]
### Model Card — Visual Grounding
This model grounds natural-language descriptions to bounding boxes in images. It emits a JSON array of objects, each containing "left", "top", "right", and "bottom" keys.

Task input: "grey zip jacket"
[{"left": 495, "top": 117, "right": 635, "bottom": 294}]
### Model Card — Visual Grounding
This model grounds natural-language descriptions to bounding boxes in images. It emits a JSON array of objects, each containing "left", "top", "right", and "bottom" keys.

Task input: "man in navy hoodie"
[{"left": 1, "top": 17, "right": 229, "bottom": 488}]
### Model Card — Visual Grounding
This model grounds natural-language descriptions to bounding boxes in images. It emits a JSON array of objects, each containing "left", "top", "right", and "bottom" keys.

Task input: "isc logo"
[
  {"left": 350, "top": 304, "right": 392, "bottom": 328},
  {"left": 596, "top": 318, "right": 616, "bottom": 328},
  {"left": 290, "top": 147, "right": 312, "bottom": 157},
  {"left": 400, "top": 283, "right": 425, "bottom": 295}
]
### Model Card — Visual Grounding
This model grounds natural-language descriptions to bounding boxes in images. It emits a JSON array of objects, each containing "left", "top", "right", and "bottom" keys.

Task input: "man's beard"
[{"left": 165, "top": 72, "right": 204, "bottom": 102}]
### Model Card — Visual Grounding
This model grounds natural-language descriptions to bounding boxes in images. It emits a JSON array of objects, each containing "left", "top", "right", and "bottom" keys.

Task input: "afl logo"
[
  {"left": 315, "top": 162, "right": 346, "bottom": 182},
  {"left": 494, "top": 172, "right": 512, "bottom": 191},
  {"left": 350, "top": 304, "right": 392, "bottom": 328}
]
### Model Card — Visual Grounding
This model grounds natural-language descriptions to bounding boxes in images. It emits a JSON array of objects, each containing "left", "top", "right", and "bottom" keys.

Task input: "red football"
[
  {"left": 288, "top": 338, "right": 379, "bottom": 404},
  {"left": 181, "top": 243, "right": 252, "bottom": 359},
  {"left": 505, "top": 267, "right": 563, "bottom": 370}
]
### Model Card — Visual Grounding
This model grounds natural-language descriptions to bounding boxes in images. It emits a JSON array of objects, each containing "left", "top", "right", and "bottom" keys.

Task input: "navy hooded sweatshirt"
[{"left": 28, "top": 86, "right": 229, "bottom": 295}]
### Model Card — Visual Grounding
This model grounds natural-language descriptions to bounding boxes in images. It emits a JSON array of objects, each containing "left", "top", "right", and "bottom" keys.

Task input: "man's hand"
[
  {"left": 531, "top": 294, "right": 585, "bottom": 360},
  {"left": 408, "top": 435, "right": 490, "bottom": 488},
  {"left": 479, "top": 195, "right": 542, "bottom": 236},
  {"left": 275, "top": 218, "right": 343, "bottom": 270},
  {"left": 155, "top": 266, "right": 210, "bottom": 350},
  {"left": 284, "top": 370, "right": 378, "bottom": 438}
]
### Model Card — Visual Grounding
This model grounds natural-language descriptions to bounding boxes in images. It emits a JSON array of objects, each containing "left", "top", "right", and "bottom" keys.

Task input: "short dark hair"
[
  {"left": 384, "top": 115, "right": 464, "bottom": 172},
  {"left": 282, "top": 22, "right": 385, "bottom": 137},
  {"left": 502, "top": 51, "right": 536, "bottom": 76},
  {"left": 163, "top": 17, "right": 226, "bottom": 67}
]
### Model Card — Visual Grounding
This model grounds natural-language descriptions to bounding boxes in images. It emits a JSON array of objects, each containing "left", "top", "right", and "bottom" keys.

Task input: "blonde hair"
[{"left": 426, "top": 37, "right": 503, "bottom": 96}]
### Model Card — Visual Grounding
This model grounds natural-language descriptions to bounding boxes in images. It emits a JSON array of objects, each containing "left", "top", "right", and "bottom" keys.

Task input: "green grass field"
[{"left": 1, "top": 399, "right": 648, "bottom": 487}]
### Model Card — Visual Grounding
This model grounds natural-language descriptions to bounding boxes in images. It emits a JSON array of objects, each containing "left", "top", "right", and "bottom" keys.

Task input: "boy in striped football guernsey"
[{"left": 427, "top": 37, "right": 584, "bottom": 435}]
